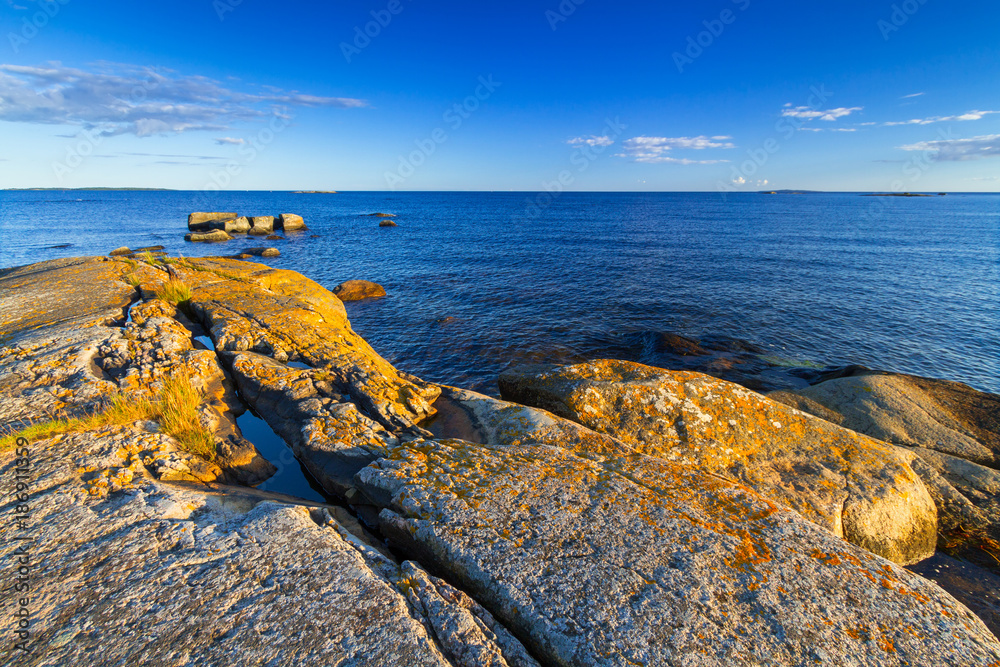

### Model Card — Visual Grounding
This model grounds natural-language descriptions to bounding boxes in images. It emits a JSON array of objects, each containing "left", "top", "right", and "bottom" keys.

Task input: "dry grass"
[
  {"left": 163, "top": 257, "right": 249, "bottom": 283},
  {"left": 154, "top": 373, "right": 215, "bottom": 459},
  {"left": 0, "top": 372, "right": 216, "bottom": 461},
  {"left": 156, "top": 279, "right": 192, "bottom": 306}
]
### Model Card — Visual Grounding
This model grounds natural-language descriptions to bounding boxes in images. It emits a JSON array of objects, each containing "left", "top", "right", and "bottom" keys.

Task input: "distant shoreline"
[{"left": 4, "top": 188, "right": 998, "bottom": 195}]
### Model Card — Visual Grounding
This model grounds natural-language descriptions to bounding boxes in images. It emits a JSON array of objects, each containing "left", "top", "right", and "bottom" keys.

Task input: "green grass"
[
  {"left": 0, "top": 372, "right": 217, "bottom": 461},
  {"left": 155, "top": 278, "right": 192, "bottom": 306},
  {"left": 138, "top": 250, "right": 159, "bottom": 265}
]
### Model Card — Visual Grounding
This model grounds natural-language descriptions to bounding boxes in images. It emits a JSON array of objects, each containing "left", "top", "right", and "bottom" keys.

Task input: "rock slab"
[{"left": 499, "top": 360, "right": 938, "bottom": 565}]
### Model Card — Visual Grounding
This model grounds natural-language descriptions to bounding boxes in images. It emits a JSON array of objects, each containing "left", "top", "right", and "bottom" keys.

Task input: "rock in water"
[
  {"left": 333, "top": 279, "right": 387, "bottom": 301},
  {"left": 229, "top": 216, "right": 252, "bottom": 234},
  {"left": 185, "top": 230, "right": 233, "bottom": 243},
  {"left": 108, "top": 246, "right": 132, "bottom": 257},
  {"left": 499, "top": 359, "right": 938, "bottom": 565},
  {"left": 241, "top": 247, "right": 281, "bottom": 258},
  {"left": 379, "top": 219, "right": 398, "bottom": 227},
  {"left": 188, "top": 212, "right": 239, "bottom": 231},
  {"left": 366, "top": 212, "right": 396, "bottom": 217},
  {"left": 278, "top": 213, "right": 306, "bottom": 231},
  {"left": 248, "top": 215, "right": 275, "bottom": 235}
]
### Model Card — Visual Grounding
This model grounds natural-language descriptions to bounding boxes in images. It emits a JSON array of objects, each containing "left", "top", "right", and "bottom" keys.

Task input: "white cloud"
[
  {"left": 900, "top": 134, "right": 1000, "bottom": 161},
  {"left": 732, "top": 176, "right": 746, "bottom": 184},
  {"left": 901, "top": 92, "right": 925, "bottom": 99},
  {"left": 782, "top": 106, "right": 863, "bottom": 122},
  {"left": 617, "top": 135, "right": 735, "bottom": 164},
  {"left": 214, "top": 137, "right": 246, "bottom": 145},
  {"left": 0, "top": 62, "right": 367, "bottom": 137},
  {"left": 567, "top": 135, "right": 614, "bottom": 147},
  {"left": 883, "top": 110, "right": 999, "bottom": 126}
]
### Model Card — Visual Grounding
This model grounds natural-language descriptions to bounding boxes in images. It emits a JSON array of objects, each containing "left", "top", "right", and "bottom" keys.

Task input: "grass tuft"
[
  {"left": 0, "top": 371, "right": 217, "bottom": 461},
  {"left": 155, "top": 279, "right": 192, "bottom": 306}
]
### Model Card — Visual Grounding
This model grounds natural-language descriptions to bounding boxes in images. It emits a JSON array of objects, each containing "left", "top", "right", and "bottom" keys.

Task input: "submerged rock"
[
  {"left": 334, "top": 279, "right": 387, "bottom": 301},
  {"left": 499, "top": 360, "right": 937, "bottom": 565},
  {"left": 379, "top": 219, "right": 399, "bottom": 227},
  {"left": 185, "top": 229, "right": 232, "bottom": 243}
]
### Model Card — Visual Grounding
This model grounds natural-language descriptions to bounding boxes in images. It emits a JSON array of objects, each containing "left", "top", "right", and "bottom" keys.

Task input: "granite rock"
[{"left": 499, "top": 360, "right": 937, "bottom": 565}]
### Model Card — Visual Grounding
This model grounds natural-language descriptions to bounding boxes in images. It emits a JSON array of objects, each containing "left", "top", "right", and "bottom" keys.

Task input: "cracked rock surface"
[
  {"left": 0, "top": 427, "right": 536, "bottom": 666},
  {"left": 4, "top": 257, "right": 1000, "bottom": 666},
  {"left": 499, "top": 360, "right": 937, "bottom": 565}
]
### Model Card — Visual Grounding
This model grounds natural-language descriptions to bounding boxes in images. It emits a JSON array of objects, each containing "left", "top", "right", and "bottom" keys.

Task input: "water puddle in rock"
[
  {"left": 187, "top": 329, "right": 331, "bottom": 504},
  {"left": 421, "top": 391, "right": 489, "bottom": 444},
  {"left": 285, "top": 360, "right": 311, "bottom": 370},
  {"left": 236, "top": 407, "right": 329, "bottom": 504},
  {"left": 124, "top": 299, "right": 141, "bottom": 325}
]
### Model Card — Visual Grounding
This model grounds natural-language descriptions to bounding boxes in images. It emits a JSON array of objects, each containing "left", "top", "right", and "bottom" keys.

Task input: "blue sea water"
[{"left": 1, "top": 190, "right": 997, "bottom": 395}]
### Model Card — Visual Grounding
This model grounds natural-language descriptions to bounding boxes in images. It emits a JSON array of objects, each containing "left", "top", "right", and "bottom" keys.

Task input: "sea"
[{"left": 1, "top": 190, "right": 997, "bottom": 397}]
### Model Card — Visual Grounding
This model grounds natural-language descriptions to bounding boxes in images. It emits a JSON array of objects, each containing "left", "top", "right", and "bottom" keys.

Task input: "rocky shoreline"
[{"left": 2, "top": 255, "right": 1000, "bottom": 665}]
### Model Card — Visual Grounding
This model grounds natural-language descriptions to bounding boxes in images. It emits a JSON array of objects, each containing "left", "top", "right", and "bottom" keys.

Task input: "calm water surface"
[{"left": 1, "top": 190, "right": 997, "bottom": 394}]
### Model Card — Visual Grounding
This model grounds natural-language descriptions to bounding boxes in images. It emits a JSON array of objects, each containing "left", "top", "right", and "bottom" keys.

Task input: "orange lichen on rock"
[{"left": 500, "top": 359, "right": 937, "bottom": 565}]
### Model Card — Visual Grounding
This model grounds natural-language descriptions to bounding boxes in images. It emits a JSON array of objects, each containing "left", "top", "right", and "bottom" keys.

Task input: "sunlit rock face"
[{"left": 499, "top": 359, "right": 937, "bottom": 565}]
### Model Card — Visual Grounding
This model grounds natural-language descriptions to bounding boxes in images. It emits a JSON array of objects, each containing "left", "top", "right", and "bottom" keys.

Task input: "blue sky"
[{"left": 0, "top": 0, "right": 998, "bottom": 191}]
